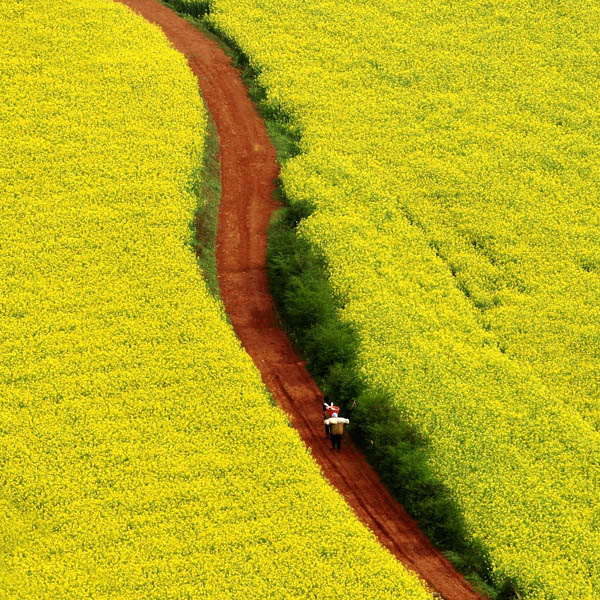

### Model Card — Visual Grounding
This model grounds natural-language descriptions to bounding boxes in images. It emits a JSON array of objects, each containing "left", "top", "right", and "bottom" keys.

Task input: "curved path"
[{"left": 117, "top": 2, "right": 484, "bottom": 598}]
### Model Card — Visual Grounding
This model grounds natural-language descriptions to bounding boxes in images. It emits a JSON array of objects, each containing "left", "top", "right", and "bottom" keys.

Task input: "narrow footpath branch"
[{"left": 116, "top": 2, "right": 484, "bottom": 598}]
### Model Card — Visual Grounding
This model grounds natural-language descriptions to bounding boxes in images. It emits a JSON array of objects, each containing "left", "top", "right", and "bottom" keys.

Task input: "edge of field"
[{"left": 191, "top": 108, "right": 222, "bottom": 299}]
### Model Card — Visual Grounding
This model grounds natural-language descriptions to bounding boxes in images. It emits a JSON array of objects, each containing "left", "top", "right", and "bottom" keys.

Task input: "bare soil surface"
[{"left": 117, "top": 2, "right": 485, "bottom": 598}]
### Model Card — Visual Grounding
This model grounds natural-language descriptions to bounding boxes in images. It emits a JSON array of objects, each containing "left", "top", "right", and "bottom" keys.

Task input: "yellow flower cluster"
[
  {"left": 206, "top": 0, "right": 600, "bottom": 598},
  {"left": 0, "top": 1, "right": 432, "bottom": 598}
]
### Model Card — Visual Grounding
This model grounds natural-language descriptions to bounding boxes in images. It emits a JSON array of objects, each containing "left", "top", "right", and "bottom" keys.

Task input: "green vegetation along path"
[{"left": 117, "top": 1, "right": 484, "bottom": 598}]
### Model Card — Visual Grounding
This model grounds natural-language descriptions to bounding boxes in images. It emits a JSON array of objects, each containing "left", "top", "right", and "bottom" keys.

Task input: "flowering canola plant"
[
  {"left": 0, "top": 1, "right": 433, "bottom": 598},
  {"left": 202, "top": 0, "right": 600, "bottom": 598}
]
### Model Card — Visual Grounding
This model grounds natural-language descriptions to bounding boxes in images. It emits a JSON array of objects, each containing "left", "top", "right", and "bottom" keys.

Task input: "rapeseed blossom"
[{"left": 0, "top": 1, "right": 432, "bottom": 598}]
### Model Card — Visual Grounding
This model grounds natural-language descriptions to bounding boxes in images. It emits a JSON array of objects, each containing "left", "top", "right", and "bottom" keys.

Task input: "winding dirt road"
[{"left": 117, "top": 2, "right": 484, "bottom": 598}]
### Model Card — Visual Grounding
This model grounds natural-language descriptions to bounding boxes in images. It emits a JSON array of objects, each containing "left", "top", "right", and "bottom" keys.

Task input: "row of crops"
[
  {"left": 0, "top": 1, "right": 432, "bottom": 597},
  {"left": 195, "top": 0, "right": 599, "bottom": 598}
]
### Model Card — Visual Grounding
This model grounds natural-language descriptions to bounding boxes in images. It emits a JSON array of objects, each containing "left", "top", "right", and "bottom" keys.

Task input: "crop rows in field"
[
  {"left": 0, "top": 1, "right": 432, "bottom": 598},
  {"left": 202, "top": 0, "right": 600, "bottom": 598}
]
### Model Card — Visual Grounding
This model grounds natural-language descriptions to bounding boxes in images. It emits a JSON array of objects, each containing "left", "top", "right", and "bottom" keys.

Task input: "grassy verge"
[
  {"left": 167, "top": 0, "right": 210, "bottom": 18},
  {"left": 164, "top": 2, "right": 518, "bottom": 598},
  {"left": 188, "top": 109, "right": 221, "bottom": 298}
]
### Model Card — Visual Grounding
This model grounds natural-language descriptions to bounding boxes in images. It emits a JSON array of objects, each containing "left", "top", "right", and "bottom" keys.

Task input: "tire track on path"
[{"left": 116, "top": 2, "right": 484, "bottom": 598}]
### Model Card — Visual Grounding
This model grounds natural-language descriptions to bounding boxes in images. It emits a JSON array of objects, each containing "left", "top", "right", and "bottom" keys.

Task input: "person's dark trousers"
[
  {"left": 325, "top": 423, "right": 330, "bottom": 438},
  {"left": 331, "top": 434, "right": 342, "bottom": 451}
]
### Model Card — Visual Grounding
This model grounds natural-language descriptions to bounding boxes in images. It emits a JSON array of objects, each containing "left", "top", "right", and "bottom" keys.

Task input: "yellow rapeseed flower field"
[
  {"left": 0, "top": 1, "right": 432, "bottom": 598},
  {"left": 205, "top": 0, "right": 600, "bottom": 598}
]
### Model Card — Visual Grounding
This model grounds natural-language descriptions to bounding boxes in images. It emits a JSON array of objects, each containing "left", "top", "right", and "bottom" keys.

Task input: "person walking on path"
[
  {"left": 323, "top": 399, "right": 339, "bottom": 438},
  {"left": 323, "top": 399, "right": 332, "bottom": 438},
  {"left": 325, "top": 412, "right": 349, "bottom": 452}
]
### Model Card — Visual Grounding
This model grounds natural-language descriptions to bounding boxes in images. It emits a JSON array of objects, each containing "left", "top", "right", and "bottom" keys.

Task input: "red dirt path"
[{"left": 117, "top": 2, "right": 485, "bottom": 598}]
